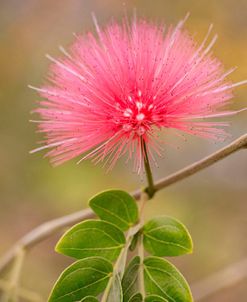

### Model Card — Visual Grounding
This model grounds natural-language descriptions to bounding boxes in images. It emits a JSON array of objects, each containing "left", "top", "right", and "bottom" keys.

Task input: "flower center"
[
  {"left": 136, "top": 112, "right": 145, "bottom": 121},
  {"left": 117, "top": 90, "right": 156, "bottom": 136}
]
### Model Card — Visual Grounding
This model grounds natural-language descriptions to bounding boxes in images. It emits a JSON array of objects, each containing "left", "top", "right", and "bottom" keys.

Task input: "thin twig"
[
  {"left": 192, "top": 257, "right": 247, "bottom": 301},
  {"left": 0, "top": 279, "right": 44, "bottom": 302},
  {"left": 0, "top": 209, "right": 93, "bottom": 274},
  {"left": 0, "top": 134, "right": 246, "bottom": 274},
  {"left": 133, "top": 133, "right": 247, "bottom": 198},
  {"left": 1, "top": 248, "right": 25, "bottom": 302}
]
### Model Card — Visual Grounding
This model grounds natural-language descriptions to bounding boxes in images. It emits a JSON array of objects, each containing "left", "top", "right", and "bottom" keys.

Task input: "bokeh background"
[{"left": 0, "top": 0, "right": 247, "bottom": 301}]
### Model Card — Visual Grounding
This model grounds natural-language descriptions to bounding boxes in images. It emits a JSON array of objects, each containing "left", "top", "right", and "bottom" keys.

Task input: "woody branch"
[{"left": 0, "top": 133, "right": 246, "bottom": 274}]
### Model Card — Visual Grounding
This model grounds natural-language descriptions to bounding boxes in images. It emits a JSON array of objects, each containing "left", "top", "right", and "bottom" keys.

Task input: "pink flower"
[{"left": 31, "top": 15, "right": 246, "bottom": 172}]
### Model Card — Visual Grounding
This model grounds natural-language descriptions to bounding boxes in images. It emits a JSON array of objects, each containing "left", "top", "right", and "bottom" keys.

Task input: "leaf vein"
[{"left": 144, "top": 234, "right": 190, "bottom": 252}]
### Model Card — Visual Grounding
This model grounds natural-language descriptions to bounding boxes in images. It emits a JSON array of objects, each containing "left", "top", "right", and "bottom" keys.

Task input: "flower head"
[{"left": 31, "top": 15, "right": 246, "bottom": 172}]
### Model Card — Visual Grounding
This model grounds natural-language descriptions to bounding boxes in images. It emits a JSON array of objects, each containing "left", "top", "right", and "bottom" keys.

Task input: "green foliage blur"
[{"left": 0, "top": 0, "right": 246, "bottom": 301}]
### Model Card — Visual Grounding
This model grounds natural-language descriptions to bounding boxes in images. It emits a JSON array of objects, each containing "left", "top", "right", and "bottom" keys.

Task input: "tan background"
[{"left": 0, "top": 0, "right": 247, "bottom": 301}]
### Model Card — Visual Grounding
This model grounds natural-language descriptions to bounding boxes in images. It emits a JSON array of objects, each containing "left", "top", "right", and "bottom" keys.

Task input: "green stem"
[
  {"left": 101, "top": 225, "right": 140, "bottom": 302},
  {"left": 138, "top": 234, "right": 145, "bottom": 298},
  {"left": 142, "top": 139, "right": 156, "bottom": 198},
  {"left": 138, "top": 192, "right": 148, "bottom": 299}
]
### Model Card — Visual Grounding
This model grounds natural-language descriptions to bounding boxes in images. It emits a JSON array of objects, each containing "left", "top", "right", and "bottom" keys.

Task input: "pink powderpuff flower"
[{"left": 30, "top": 14, "right": 246, "bottom": 172}]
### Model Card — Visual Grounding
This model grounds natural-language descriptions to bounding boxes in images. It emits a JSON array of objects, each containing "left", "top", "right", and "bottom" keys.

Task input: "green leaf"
[
  {"left": 143, "top": 216, "right": 193, "bottom": 257},
  {"left": 107, "top": 274, "right": 123, "bottom": 302},
  {"left": 129, "top": 293, "right": 143, "bottom": 302},
  {"left": 89, "top": 190, "right": 138, "bottom": 231},
  {"left": 80, "top": 297, "right": 99, "bottom": 302},
  {"left": 48, "top": 257, "right": 112, "bottom": 302},
  {"left": 145, "top": 295, "right": 168, "bottom": 302},
  {"left": 56, "top": 219, "right": 125, "bottom": 261},
  {"left": 122, "top": 256, "right": 140, "bottom": 302},
  {"left": 144, "top": 257, "right": 193, "bottom": 302}
]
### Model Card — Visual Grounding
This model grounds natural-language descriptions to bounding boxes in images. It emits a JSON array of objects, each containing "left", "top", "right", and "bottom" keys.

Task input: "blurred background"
[{"left": 0, "top": 0, "right": 246, "bottom": 301}]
